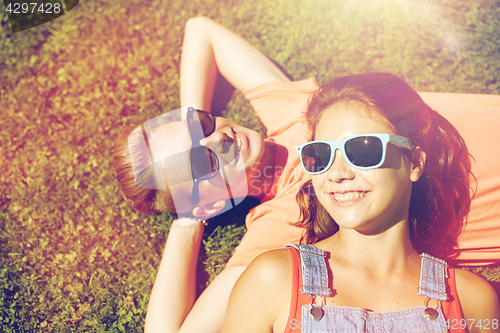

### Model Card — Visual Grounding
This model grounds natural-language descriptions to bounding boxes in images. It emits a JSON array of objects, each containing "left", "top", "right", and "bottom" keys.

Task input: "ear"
[
  {"left": 410, "top": 146, "right": 426, "bottom": 182},
  {"left": 192, "top": 200, "right": 226, "bottom": 219}
]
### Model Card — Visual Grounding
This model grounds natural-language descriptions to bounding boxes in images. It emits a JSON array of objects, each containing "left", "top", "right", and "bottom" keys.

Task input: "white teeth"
[
  {"left": 333, "top": 192, "right": 367, "bottom": 202},
  {"left": 233, "top": 134, "right": 242, "bottom": 166},
  {"left": 235, "top": 134, "right": 242, "bottom": 152}
]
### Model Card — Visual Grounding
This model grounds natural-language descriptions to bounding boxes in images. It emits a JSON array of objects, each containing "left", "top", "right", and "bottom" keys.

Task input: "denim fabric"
[
  {"left": 286, "top": 244, "right": 332, "bottom": 297},
  {"left": 288, "top": 244, "right": 449, "bottom": 333},
  {"left": 418, "top": 253, "right": 449, "bottom": 301},
  {"left": 299, "top": 305, "right": 448, "bottom": 333}
]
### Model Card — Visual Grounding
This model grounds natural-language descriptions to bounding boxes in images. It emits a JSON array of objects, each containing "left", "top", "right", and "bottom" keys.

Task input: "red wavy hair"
[{"left": 295, "top": 73, "right": 475, "bottom": 260}]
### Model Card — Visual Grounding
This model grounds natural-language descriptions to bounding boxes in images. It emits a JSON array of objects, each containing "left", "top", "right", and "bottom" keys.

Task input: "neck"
[
  {"left": 325, "top": 220, "right": 420, "bottom": 275},
  {"left": 247, "top": 140, "right": 277, "bottom": 199}
]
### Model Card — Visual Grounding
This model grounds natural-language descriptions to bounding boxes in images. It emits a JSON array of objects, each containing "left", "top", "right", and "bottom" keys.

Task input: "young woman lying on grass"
[{"left": 220, "top": 73, "right": 500, "bottom": 333}]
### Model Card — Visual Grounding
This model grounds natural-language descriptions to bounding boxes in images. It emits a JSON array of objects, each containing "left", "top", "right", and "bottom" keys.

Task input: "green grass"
[{"left": 1, "top": 0, "right": 500, "bottom": 331}]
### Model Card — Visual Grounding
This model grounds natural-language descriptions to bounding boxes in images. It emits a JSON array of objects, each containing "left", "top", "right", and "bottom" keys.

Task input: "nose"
[
  {"left": 325, "top": 149, "right": 355, "bottom": 183},
  {"left": 199, "top": 131, "right": 233, "bottom": 154}
]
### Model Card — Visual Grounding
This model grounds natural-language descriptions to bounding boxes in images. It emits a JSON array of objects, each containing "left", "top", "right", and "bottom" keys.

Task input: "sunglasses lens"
[
  {"left": 191, "top": 146, "right": 218, "bottom": 179},
  {"left": 345, "top": 136, "right": 383, "bottom": 168},
  {"left": 301, "top": 142, "right": 332, "bottom": 173},
  {"left": 189, "top": 110, "right": 215, "bottom": 138}
]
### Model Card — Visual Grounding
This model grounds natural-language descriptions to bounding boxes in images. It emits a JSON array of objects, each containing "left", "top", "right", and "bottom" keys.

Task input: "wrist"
[
  {"left": 174, "top": 217, "right": 208, "bottom": 228},
  {"left": 165, "top": 219, "right": 204, "bottom": 254},
  {"left": 166, "top": 218, "right": 206, "bottom": 244}
]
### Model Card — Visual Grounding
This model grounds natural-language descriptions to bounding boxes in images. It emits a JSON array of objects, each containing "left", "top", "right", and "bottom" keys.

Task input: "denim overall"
[{"left": 285, "top": 244, "right": 449, "bottom": 333}]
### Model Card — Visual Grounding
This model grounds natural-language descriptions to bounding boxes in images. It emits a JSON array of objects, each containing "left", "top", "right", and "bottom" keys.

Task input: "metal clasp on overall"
[{"left": 308, "top": 294, "right": 326, "bottom": 321}]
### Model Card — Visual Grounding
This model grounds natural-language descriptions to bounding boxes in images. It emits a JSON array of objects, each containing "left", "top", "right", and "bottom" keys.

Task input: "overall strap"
[
  {"left": 285, "top": 244, "right": 331, "bottom": 297},
  {"left": 417, "top": 253, "right": 449, "bottom": 301}
]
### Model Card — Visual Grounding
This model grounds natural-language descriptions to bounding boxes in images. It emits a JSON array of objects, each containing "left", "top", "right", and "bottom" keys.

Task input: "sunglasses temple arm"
[
  {"left": 390, "top": 135, "right": 414, "bottom": 149},
  {"left": 219, "top": 165, "right": 236, "bottom": 209},
  {"left": 192, "top": 179, "right": 200, "bottom": 205}
]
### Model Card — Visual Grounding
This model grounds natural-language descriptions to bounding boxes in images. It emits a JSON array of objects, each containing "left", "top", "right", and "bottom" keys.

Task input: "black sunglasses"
[{"left": 187, "top": 107, "right": 219, "bottom": 204}]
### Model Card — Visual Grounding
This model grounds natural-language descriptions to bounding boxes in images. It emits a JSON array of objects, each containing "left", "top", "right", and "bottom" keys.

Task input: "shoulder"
[
  {"left": 231, "top": 248, "right": 294, "bottom": 306},
  {"left": 240, "top": 248, "right": 293, "bottom": 287},
  {"left": 454, "top": 268, "right": 498, "bottom": 307},
  {"left": 454, "top": 268, "right": 500, "bottom": 330}
]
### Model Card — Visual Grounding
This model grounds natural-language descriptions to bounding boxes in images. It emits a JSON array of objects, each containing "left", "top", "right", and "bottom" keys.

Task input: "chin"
[
  {"left": 328, "top": 210, "right": 371, "bottom": 230},
  {"left": 336, "top": 220, "right": 366, "bottom": 231}
]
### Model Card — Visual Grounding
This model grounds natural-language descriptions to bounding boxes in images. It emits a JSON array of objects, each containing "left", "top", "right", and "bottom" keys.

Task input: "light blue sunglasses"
[{"left": 297, "top": 133, "right": 414, "bottom": 174}]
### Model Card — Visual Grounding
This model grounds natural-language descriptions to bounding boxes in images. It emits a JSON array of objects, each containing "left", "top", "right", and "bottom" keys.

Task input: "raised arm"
[{"left": 179, "top": 16, "right": 289, "bottom": 114}]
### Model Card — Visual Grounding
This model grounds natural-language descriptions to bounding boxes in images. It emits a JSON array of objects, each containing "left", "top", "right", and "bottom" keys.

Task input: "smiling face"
[
  {"left": 149, "top": 115, "right": 265, "bottom": 213},
  {"left": 311, "top": 102, "right": 421, "bottom": 235}
]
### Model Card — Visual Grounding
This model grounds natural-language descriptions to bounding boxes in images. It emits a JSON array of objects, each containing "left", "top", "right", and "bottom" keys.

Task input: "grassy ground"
[{"left": 1, "top": 0, "right": 500, "bottom": 331}]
